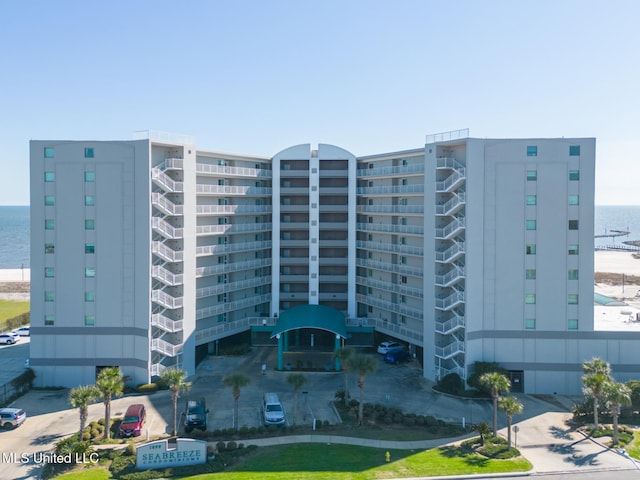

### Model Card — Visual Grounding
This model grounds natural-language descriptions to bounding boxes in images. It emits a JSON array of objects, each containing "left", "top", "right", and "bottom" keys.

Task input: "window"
[
  {"left": 44, "top": 195, "right": 55, "bottom": 206},
  {"left": 85, "top": 195, "right": 95, "bottom": 206},
  {"left": 401, "top": 256, "right": 407, "bottom": 264},
  {"left": 568, "top": 294, "right": 579, "bottom": 305},
  {"left": 84, "top": 315, "right": 95, "bottom": 326},
  {"left": 526, "top": 269, "right": 536, "bottom": 280},
  {"left": 85, "top": 291, "right": 95, "bottom": 302},
  {"left": 401, "top": 179, "right": 408, "bottom": 186},
  {"left": 526, "top": 195, "right": 536, "bottom": 206},
  {"left": 402, "top": 159, "right": 408, "bottom": 166},
  {"left": 45, "top": 243, "right": 55, "bottom": 254},
  {"left": 526, "top": 220, "right": 536, "bottom": 230},
  {"left": 45, "top": 267, "right": 55, "bottom": 278},
  {"left": 401, "top": 218, "right": 407, "bottom": 225},
  {"left": 45, "top": 315, "right": 55, "bottom": 326},
  {"left": 401, "top": 198, "right": 408, "bottom": 206},
  {"left": 526, "top": 170, "right": 537, "bottom": 181},
  {"left": 401, "top": 295, "right": 407, "bottom": 304},
  {"left": 568, "top": 244, "right": 579, "bottom": 255},
  {"left": 568, "top": 319, "right": 579, "bottom": 330},
  {"left": 45, "top": 291, "right": 55, "bottom": 302},
  {"left": 44, "top": 147, "right": 55, "bottom": 158},
  {"left": 526, "top": 244, "right": 536, "bottom": 255},
  {"left": 568, "top": 269, "right": 579, "bottom": 280},
  {"left": 401, "top": 276, "right": 408, "bottom": 284},
  {"left": 568, "top": 195, "right": 579, "bottom": 206},
  {"left": 525, "top": 294, "right": 536, "bottom": 304},
  {"left": 569, "top": 170, "right": 580, "bottom": 181},
  {"left": 84, "top": 147, "right": 94, "bottom": 158},
  {"left": 569, "top": 145, "right": 581, "bottom": 156},
  {"left": 525, "top": 318, "right": 536, "bottom": 330},
  {"left": 569, "top": 220, "right": 579, "bottom": 230},
  {"left": 85, "top": 171, "right": 95, "bottom": 182},
  {"left": 85, "top": 219, "right": 95, "bottom": 230},
  {"left": 527, "top": 146, "right": 537, "bottom": 156},
  {"left": 45, "top": 171, "right": 55, "bottom": 182},
  {"left": 85, "top": 243, "right": 95, "bottom": 254},
  {"left": 85, "top": 267, "right": 96, "bottom": 278},
  {"left": 45, "top": 219, "right": 55, "bottom": 230}
]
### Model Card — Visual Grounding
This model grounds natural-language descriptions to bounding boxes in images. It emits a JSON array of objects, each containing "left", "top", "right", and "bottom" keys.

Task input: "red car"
[{"left": 118, "top": 404, "right": 146, "bottom": 437}]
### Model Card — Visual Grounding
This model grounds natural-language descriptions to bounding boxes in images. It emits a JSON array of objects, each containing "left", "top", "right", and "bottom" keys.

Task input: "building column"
[
  {"left": 335, "top": 335, "right": 341, "bottom": 371},
  {"left": 277, "top": 334, "right": 283, "bottom": 371}
]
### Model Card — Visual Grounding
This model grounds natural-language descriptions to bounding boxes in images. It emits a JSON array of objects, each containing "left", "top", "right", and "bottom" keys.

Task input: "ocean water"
[
  {"left": 0, "top": 205, "right": 638, "bottom": 269},
  {"left": 0, "top": 206, "right": 30, "bottom": 269}
]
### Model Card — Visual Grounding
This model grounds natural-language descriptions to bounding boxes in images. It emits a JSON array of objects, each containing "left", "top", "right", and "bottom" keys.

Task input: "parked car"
[
  {"left": 118, "top": 404, "right": 146, "bottom": 437},
  {"left": 0, "top": 333, "right": 18, "bottom": 345},
  {"left": 183, "top": 398, "right": 208, "bottom": 433},
  {"left": 384, "top": 348, "right": 410, "bottom": 364},
  {"left": 0, "top": 407, "right": 27, "bottom": 428},
  {"left": 13, "top": 326, "right": 30, "bottom": 337},
  {"left": 377, "top": 341, "right": 402, "bottom": 355},
  {"left": 262, "top": 392, "right": 286, "bottom": 426}
]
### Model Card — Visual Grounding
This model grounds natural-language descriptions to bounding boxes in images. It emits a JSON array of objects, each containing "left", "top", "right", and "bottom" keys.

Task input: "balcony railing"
[
  {"left": 151, "top": 289, "right": 184, "bottom": 309},
  {"left": 436, "top": 156, "right": 465, "bottom": 171},
  {"left": 435, "top": 290, "right": 465, "bottom": 310},
  {"left": 151, "top": 193, "right": 184, "bottom": 216},
  {"left": 435, "top": 315, "right": 465, "bottom": 335},
  {"left": 435, "top": 241, "right": 465, "bottom": 263},
  {"left": 196, "top": 185, "right": 272, "bottom": 196},
  {"left": 435, "top": 340, "right": 465, "bottom": 360},
  {"left": 196, "top": 240, "right": 272, "bottom": 256},
  {"left": 151, "top": 313, "right": 184, "bottom": 333},
  {"left": 195, "top": 294, "right": 271, "bottom": 319},
  {"left": 152, "top": 265, "right": 184, "bottom": 286},
  {"left": 355, "top": 276, "right": 423, "bottom": 299},
  {"left": 357, "top": 205, "right": 424, "bottom": 215},
  {"left": 151, "top": 338, "right": 182, "bottom": 357},
  {"left": 197, "top": 204, "right": 272, "bottom": 215},
  {"left": 356, "top": 223, "right": 424, "bottom": 235},
  {"left": 355, "top": 258, "right": 424, "bottom": 277},
  {"left": 356, "top": 294, "right": 423, "bottom": 320},
  {"left": 152, "top": 217, "right": 184, "bottom": 240},
  {"left": 435, "top": 218, "right": 465, "bottom": 240},
  {"left": 196, "top": 276, "right": 272, "bottom": 298},
  {"left": 357, "top": 164, "right": 425, "bottom": 177},
  {"left": 356, "top": 184, "right": 424, "bottom": 196},
  {"left": 196, "top": 223, "right": 272, "bottom": 235},
  {"left": 435, "top": 266, "right": 465, "bottom": 287},
  {"left": 436, "top": 169, "right": 465, "bottom": 193},
  {"left": 152, "top": 242, "right": 184, "bottom": 263},
  {"left": 152, "top": 168, "right": 184, "bottom": 193},
  {"left": 196, "top": 163, "right": 272, "bottom": 178},
  {"left": 195, "top": 316, "right": 277, "bottom": 344},
  {"left": 196, "top": 258, "right": 272, "bottom": 277},
  {"left": 435, "top": 192, "right": 466, "bottom": 216},
  {"left": 356, "top": 240, "right": 423, "bottom": 256},
  {"left": 347, "top": 316, "right": 423, "bottom": 344}
]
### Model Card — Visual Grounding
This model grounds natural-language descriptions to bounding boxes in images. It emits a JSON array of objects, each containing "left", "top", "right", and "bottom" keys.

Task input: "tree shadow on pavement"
[
  {"left": 549, "top": 425, "right": 575, "bottom": 440},
  {"left": 31, "top": 432, "right": 65, "bottom": 445}
]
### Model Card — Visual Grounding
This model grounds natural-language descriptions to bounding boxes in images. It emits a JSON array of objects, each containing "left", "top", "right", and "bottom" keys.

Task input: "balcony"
[
  {"left": 196, "top": 258, "right": 271, "bottom": 277},
  {"left": 357, "top": 205, "right": 424, "bottom": 215},
  {"left": 151, "top": 338, "right": 182, "bottom": 357},
  {"left": 355, "top": 258, "right": 424, "bottom": 277},
  {"left": 195, "top": 294, "right": 271, "bottom": 320},
  {"left": 436, "top": 157, "right": 464, "bottom": 171},
  {"left": 152, "top": 217, "right": 184, "bottom": 240},
  {"left": 152, "top": 168, "right": 184, "bottom": 193},
  {"left": 356, "top": 294, "right": 424, "bottom": 320},
  {"left": 196, "top": 276, "right": 272, "bottom": 298},
  {"left": 152, "top": 289, "right": 184, "bottom": 309},
  {"left": 151, "top": 313, "right": 184, "bottom": 333},
  {"left": 151, "top": 193, "right": 184, "bottom": 216},
  {"left": 435, "top": 192, "right": 466, "bottom": 216},
  {"left": 196, "top": 164, "right": 272, "bottom": 178},
  {"left": 357, "top": 164, "right": 425, "bottom": 178},
  {"left": 195, "top": 316, "right": 276, "bottom": 345},
  {"left": 152, "top": 242, "right": 184, "bottom": 263},
  {"left": 196, "top": 185, "right": 272, "bottom": 196},
  {"left": 196, "top": 223, "right": 272, "bottom": 236},
  {"left": 196, "top": 240, "right": 272, "bottom": 256},
  {"left": 357, "top": 223, "right": 424, "bottom": 236},
  {"left": 356, "top": 184, "right": 424, "bottom": 196},
  {"left": 197, "top": 204, "right": 272, "bottom": 215},
  {"left": 152, "top": 265, "right": 184, "bottom": 286},
  {"left": 348, "top": 316, "right": 423, "bottom": 345},
  {"left": 356, "top": 276, "right": 423, "bottom": 299},
  {"left": 356, "top": 240, "right": 423, "bottom": 256}
]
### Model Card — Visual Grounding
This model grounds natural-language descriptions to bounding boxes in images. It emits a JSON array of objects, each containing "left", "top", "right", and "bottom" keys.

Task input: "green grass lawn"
[
  {"left": 51, "top": 442, "right": 532, "bottom": 480},
  {"left": 179, "top": 443, "right": 532, "bottom": 480},
  {"left": 0, "top": 299, "right": 29, "bottom": 327},
  {"left": 625, "top": 428, "right": 640, "bottom": 459}
]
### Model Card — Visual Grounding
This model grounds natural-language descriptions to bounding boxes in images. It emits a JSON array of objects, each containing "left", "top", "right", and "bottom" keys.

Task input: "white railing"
[
  {"left": 152, "top": 242, "right": 184, "bottom": 263},
  {"left": 133, "top": 130, "right": 195, "bottom": 145},
  {"left": 435, "top": 218, "right": 465, "bottom": 239},
  {"left": 151, "top": 168, "right": 184, "bottom": 192},
  {"left": 151, "top": 338, "right": 182, "bottom": 357},
  {"left": 435, "top": 315, "right": 466, "bottom": 334},
  {"left": 348, "top": 316, "right": 423, "bottom": 344},
  {"left": 435, "top": 291, "right": 465, "bottom": 310},
  {"left": 197, "top": 204, "right": 272, "bottom": 215},
  {"left": 196, "top": 240, "right": 271, "bottom": 256},
  {"left": 151, "top": 313, "right": 184, "bottom": 332},
  {"left": 426, "top": 129, "right": 469, "bottom": 144},
  {"left": 152, "top": 265, "right": 184, "bottom": 286},
  {"left": 196, "top": 223, "right": 272, "bottom": 235},
  {"left": 195, "top": 294, "right": 271, "bottom": 319},
  {"left": 356, "top": 294, "right": 424, "bottom": 320},
  {"left": 356, "top": 223, "right": 424, "bottom": 235},
  {"left": 357, "top": 205, "right": 424, "bottom": 214},
  {"left": 437, "top": 364, "right": 466, "bottom": 380},
  {"left": 150, "top": 363, "right": 167, "bottom": 377},
  {"left": 435, "top": 266, "right": 465, "bottom": 287},
  {"left": 151, "top": 290, "right": 184, "bottom": 309},
  {"left": 435, "top": 241, "right": 465, "bottom": 263},
  {"left": 355, "top": 276, "right": 423, "bottom": 298},
  {"left": 436, "top": 157, "right": 465, "bottom": 171},
  {"left": 151, "top": 193, "right": 184, "bottom": 216},
  {"left": 435, "top": 340, "right": 465, "bottom": 359},
  {"left": 196, "top": 185, "right": 272, "bottom": 195},
  {"left": 355, "top": 258, "right": 424, "bottom": 277},
  {"left": 152, "top": 217, "right": 184, "bottom": 239},
  {"left": 196, "top": 276, "right": 272, "bottom": 298},
  {"left": 356, "top": 184, "right": 424, "bottom": 195},
  {"left": 436, "top": 169, "right": 466, "bottom": 192},
  {"left": 357, "top": 164, "right": 425, "bottom": 177},
  {"left": 195, "top": 316, "right": 276, "bottom": 344},
  {"left": 435, "top": 192, "right": 466, "bottom": 216},
  {"left": 196, "top": 258, "right": 271, "bottom": 277},
  {"left": 356, "top": 240, "right": 424, "bottom": 256},
  {"left": 196, "top": 163, "right": 272, "bottom": 178}
]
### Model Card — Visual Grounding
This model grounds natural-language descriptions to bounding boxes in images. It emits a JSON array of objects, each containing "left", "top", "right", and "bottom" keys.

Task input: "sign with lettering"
[{"left": 136, "top": 438, "right": 207, "bottom": 470}]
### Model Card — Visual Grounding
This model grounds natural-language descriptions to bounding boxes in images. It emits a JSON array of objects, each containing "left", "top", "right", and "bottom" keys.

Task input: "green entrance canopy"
[{"left": 270, "top": 304, "right": 347, "bottom": 339}]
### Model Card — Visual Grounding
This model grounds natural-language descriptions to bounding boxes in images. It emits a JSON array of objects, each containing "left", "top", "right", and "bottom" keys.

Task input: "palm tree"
[
  {"left": 498, "top": 396, "right": 523, "bottom": 448},
  {"left": 334, "top": 347, "right": 354, "bottom": 406},
  {"left": 223, "top": 373, "right": 250, "bottom": 431},
  {"left": 286, "top": 372, "right": 308, "bottom": 425},
  {"left": 69, "top": 385, "right": 100, "bottom": 439},
  {"left": 474, "top": 422, "right": 492, "bottom": 446},
  {"left": 346, "top": 353, "right": 377, "bottom": 425},
  {"left": 161, "top": 368, "right": 191, "bottom": 436},
  {"left": 479, "top": 372, "right": 511, "bottom": 436},
  {"left": 582, "top": 357, "right": 612, "bottom": 376},
  {"left": 582, "top": 373, "right": 611, "bottom": 428},
  {"left": 604, "top": 381, "right": 632, "bottom": 446},
  {"left": 96, "top": 367, "right": 124, "bottom": 439}
]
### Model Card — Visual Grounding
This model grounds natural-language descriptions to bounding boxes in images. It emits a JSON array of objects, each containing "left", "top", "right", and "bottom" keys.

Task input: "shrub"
[
  {"left": 467, "top": 362, "right": 508, "bottom": 391},
  {"left": 437, "top": 372, "right": 465, "bottom": 395},
  {"left": 135, "top": 383, "right": 159, "bottom": 393},
  {"left": 216, "top": 441, "right": 226, "bottom": 452},
  {"left": 11, "top": 368, "right": 36, "bottom": 392},
  {"left": 226, "top": 441, "right": 237, "bottom": 450},
  {"left": 126, "top": 441, "right": 137, "bottom": 456}
]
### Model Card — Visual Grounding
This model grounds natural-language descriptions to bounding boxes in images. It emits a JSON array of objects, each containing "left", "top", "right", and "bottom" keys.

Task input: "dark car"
[
  {"left": 184, "top": 398, "right": 208, "bottom": 433},
  {"left": 384, "top": 348, "right": 410, "bottom": 364},
  {"left": 118, "top": 404, "right": 146, "bottom": 437}
]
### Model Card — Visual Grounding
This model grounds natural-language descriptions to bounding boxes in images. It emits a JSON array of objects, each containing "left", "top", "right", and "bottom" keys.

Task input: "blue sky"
[{"left": 1, "top": 0, "right": 639, "bottom": 205}]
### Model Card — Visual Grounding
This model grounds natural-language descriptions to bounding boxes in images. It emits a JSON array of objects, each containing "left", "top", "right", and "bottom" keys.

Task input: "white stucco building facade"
[{"left": 30, "top": 130, "right": 635, "bottom": 394}]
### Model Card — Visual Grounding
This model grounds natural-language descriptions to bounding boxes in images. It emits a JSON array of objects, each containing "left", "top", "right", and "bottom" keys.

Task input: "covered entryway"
[{"left": 270, "top": 304, "right": 347, "bottom": 371}]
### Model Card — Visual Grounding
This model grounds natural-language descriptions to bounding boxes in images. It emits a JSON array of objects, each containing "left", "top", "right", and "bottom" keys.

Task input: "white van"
[{"left": 262, "top": 392, "right": 285, "bottom": 426}]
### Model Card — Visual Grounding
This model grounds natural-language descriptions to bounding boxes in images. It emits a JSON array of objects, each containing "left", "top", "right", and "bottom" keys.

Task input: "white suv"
[{"left": 0, "top": 408, "right": 27, "bottom": 428}]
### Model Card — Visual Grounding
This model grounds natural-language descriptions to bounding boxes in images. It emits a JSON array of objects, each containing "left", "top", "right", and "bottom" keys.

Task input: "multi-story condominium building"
[{"left": 31, "top": 130, "right": 638, "bottom": 394}]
